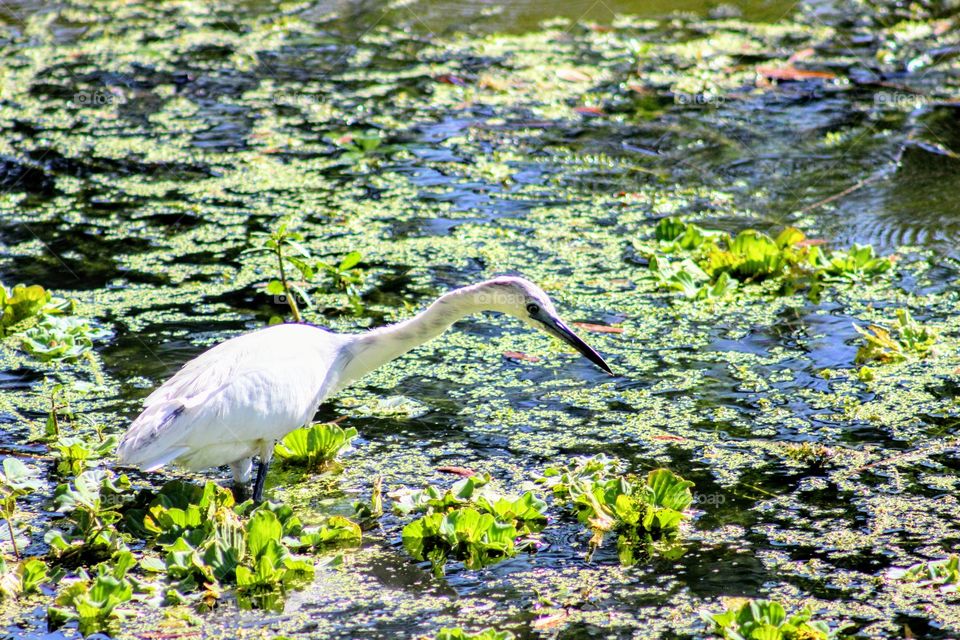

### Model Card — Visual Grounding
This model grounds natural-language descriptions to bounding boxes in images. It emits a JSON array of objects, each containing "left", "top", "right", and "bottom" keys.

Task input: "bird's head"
[{"left": 470, "top": 276, "right": 614, "bottom": 375}]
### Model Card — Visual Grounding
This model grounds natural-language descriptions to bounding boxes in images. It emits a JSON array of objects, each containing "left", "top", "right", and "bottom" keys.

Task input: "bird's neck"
[{"left": 336, "top": 285, "right": 491, "bottom": 389}]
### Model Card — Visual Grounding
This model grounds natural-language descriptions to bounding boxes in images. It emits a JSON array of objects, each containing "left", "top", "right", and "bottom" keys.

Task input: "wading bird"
[{"left": 117, "top": 277, "right": 613, "bottom": 501}]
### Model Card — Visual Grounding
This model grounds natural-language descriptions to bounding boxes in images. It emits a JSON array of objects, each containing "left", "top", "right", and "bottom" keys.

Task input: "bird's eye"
[{"left": 526, "top": 303, "right": 540, "bottom": 315}]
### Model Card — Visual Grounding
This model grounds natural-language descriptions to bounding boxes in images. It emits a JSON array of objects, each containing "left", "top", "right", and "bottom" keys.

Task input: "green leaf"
[
  {"left": 139, "top": 556, "right": 166, "bottom": 573},
  {"left": 204, "top": 518, "right": 245, "bottom": 580},
  {"left": 654, "top": 217, "right": 689, "bottom": 242},
  {"left": 774, "top": 227, "right": 805, "bottom": 248},
  {"left": 288, "top": 283, "right": 314, "bottom": 309},
  {"left": 727, "top": 230, "right": 784, "bottom": 278},
  {"left": 284, "top": 239, "right": 313, "bottom": 259},
  {"left": 274, "top": 423, "right": 357, "bottom": 470},
  {"left": 235, "top": 565, "right": 254, "bottom": 587},
  {"left": 402, "top": 507, "right": 518, "bottom": 572},
  {"left": 19, "top": 558, "right": 48, "bottom": 594},
  {"left": 281, "top": 556, "right": 316, "bottom": 586},
  {"left": 1, "top": 283, "right": 51, "bottom": 331},
  {"left": 286, "top": 256, "right": 315, "bottom": 280},
  {"left": 298, "top": 516, "right": 361, "bottom": 549},
  {"left": 337, "top": 251, "right": 362, "bottom": 272},
  {"left": 749, "top": 625, "right": 784, "bottom": 640},
  {"left": 645, "top": 469, "right": 694, "bottom": 512},
  {"left": 247, "top": 509, "right": 283, "bottom": 559},
  {"left": 0, "top": 458, "right": 42, "bottom": 493}
]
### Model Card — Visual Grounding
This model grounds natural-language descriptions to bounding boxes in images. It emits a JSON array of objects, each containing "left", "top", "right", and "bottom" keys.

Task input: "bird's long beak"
[{"left": 541, "top": 315, "right": 614, "bottom": 375}]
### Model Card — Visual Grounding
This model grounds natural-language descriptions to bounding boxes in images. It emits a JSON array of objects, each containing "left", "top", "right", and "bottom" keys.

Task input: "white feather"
[
  {"left": 117, "top": 277, "right": 609, "bottom": 486},
  {"left": 118, "top": 323, "right": 348, "bottom": 479}
]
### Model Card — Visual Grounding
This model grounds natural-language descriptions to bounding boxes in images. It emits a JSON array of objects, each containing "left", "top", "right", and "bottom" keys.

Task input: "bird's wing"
[
  {"left": 142, "top": 334, "right": 250, "bottom": 408},
  {"left": 117, "top": 324, "right": 346, "bottom": 471}
]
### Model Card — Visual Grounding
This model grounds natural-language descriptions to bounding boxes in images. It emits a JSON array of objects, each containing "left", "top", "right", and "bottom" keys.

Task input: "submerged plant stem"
[
  {"left": 6, "top": 516, "right": 19, "bottom": 559},
  {"left": 275, "top": 244, "right": 301, "bottom": 323}
]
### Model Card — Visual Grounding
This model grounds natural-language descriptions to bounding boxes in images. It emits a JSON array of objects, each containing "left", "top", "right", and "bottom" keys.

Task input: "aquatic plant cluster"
[
  {"left": 644, "top": 218, "right": 894, "bottom": 299},
  {"left": 0, "top": 0, "right": 959, "bottom": 638},
  {"left": 6, "top": 424, "right": 361, "bottom": 635}
]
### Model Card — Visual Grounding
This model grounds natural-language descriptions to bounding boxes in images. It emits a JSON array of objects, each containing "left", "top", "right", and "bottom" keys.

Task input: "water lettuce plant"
[
  {"left": 645, "top": 218, "right": 893, "bottom": 298},
  {"left": 51, "top": 435, "right": 118, "bottom": 476},
  {"left": 397, "top": 475, "right": 547, "bottom": 575},
  {"left": 48, "top": 550, "right": 136, "bottom": 636},
  {"left": 393, "top": 473, "right": 493, "bottom": 515},
  {"left": 0, "top": 282, "right": 102, "bottom": 365},
  {"left": 889, "top": 555, "right": 959, "bottom": 592},
  {"left": 647, "top": 256, "right": 737, "bottom": 300},
  {"left": 233, "top": 509, "right": 316, "bottom": 607},
  {"left": 19, "top": 315, "right": 110, "bottom": 362},
  {"left": 0, "top": 283, "right": 57, "bottom": 336},
  {"left": 0, "top": 281, "right": 77, "bottom": 342},
  {"left": 328, "top": 129, "right": 401, "bottom": 165},
  {"left": 701, "top": 599, "right": 843, "bottom": 640},
  {"left": 273, "top": 422, "right": 358, "bottom": 472},
  {"left": 353, "top": 475, "right": 384, "bottom": 525},
  {"left": 0, "top": 457, "right": 42, "bottom": 559},
  {"left": 811, "top": 244, "right": 894, "bottom": 282},
  {"left": 136, "top": 480, "right": 237, "bottom": 544},
  {"left": 854, "top": 308, "right": 937, "bottom": 363},
  {"left": 538, "top": 454, "right": 622, "bottom": 499},
  {"left": 538, "top": 456, "right": 693, "bottom": 565},
  {"left": 45, "top": 470, "right": 132, "bottom": 563},
  {"left": 134, "top": 481, "right": 353, "bottom": 610},
  {"left": 296, "top": 515, "right": 362, "bottom": 550},
  {"left": 402, "top": 507, "right": 518, "bottom": 575},
  {"left": 653, "top": 219, "right": 809, "bottom": 280},
  {"left": 393, "top": 474, "right": 547, "bottom": 534},
  {"left": 0, "top": 557, "right": 49, "bottom": 598}
]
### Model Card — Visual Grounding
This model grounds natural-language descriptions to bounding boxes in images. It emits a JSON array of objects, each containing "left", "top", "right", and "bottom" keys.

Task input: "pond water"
[{"left": 0, "top": 0, "right": 959, "bottom": 638}]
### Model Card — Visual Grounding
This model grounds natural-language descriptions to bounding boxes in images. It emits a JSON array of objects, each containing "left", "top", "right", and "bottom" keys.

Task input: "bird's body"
[
  {"left": 118, "top": 277, "right": 612, "bottom": 500},
  {"left": 120, "top": 324, "right": 347, "bottom": 482}
]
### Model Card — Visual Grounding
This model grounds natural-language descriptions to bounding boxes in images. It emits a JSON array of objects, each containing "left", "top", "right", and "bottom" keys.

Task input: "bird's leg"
[
  {"left": 251, "top": 445, "right": 275, "bottom": 504},
  {"left": 230, "top": 458, "right": 254, "bottom": 502},
  {"left": 232, "top": 482, "right": 252, "bottom": 503},
  {"left": 251, "top": 458, "right": 269, "bottom": 503}
]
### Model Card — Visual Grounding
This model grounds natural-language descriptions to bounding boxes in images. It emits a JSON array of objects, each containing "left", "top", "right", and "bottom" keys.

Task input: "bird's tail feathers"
[
  {"left": 117, "top": 402, "right": 190, "bottom": 469},
  {"left": 139, "top": 446, "right": 191, "bottom": 472}
]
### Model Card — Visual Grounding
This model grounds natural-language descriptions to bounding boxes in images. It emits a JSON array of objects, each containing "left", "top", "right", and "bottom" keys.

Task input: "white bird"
[{"left": 117, "top": 276, "right": 613, "bottom": 502}]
